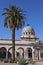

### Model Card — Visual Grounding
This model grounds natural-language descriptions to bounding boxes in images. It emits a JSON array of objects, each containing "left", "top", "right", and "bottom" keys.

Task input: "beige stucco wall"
[{"left": 0, "top": 39, "right": 43, "bottom": 60}]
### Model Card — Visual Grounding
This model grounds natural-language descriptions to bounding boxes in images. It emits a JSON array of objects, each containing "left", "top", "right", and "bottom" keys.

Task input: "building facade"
[{"left": 0, "top": 25, "right": 43, "bottom": 60}]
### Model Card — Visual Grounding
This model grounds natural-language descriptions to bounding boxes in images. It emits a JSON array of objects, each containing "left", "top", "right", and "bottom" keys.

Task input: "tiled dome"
[{"left": 21, "top": 24, "right": 35, "bottom": 39}]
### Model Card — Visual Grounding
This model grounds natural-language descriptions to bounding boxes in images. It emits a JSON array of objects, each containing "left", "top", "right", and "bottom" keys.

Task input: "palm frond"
[
  {"left": 2, "top": 5, "right": 25, "bottom": 29},
  {"left": 2, "top": 12, "right": 8, "bottom": 16},
  {"left": 4, "top": 8, "right": 10, "bottom": 11}
]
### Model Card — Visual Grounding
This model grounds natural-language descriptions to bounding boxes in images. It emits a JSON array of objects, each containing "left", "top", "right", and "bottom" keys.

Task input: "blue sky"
[{"left": 0, "top": 0, "right": 43, "bottom": 40}]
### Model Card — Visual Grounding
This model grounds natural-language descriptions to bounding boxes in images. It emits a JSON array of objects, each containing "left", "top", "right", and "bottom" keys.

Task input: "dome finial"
[{"left": 27, "top": 24, "right": 30, "bottom": 26}]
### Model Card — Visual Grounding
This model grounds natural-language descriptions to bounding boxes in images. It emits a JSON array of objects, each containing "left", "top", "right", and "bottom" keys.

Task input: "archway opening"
[
  {"left": 17, "top": 47, "right": 24, "bottom": 58},
  {"left": 27, "top": 48, "right": 32, "bottom": 58},
  {"left": 8, "top": 51, "right": 11, "bottom": 58},
  {"left": 16, "top": 52, "right": 20, "bottom": 58},
  {"left": 0, "top": 47, "right": 6, "bottom": 58}
]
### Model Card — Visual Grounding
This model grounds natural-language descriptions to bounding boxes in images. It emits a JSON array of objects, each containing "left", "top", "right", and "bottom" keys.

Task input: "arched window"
[{"left": 26, "top": 32, "right": 27, "bottom": 34}]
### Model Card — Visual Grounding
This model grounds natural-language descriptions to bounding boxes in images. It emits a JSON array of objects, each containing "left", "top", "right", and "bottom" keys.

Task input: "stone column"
[
  {"left": 39, "top": 50, "right": 41, "bottom": 60},
  {"left": 6, "top": 48, "right": 8, "bottom": 60},
  {"left": 24, "top": 49, "right": 28, "bottom": 59},
  {"left": 37, "top": 48, "right": 40, "bottom": 60},
  {"left": 32, "top": 49, "right": 34, "bottom": 60},
  {"left": 24, "top": 50, "right": 26, "bottom": 59}
]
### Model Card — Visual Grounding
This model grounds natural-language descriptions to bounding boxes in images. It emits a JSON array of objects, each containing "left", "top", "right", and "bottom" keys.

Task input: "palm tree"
[{"left": 2, "top": 5, "right": 25, "bottom": 61}]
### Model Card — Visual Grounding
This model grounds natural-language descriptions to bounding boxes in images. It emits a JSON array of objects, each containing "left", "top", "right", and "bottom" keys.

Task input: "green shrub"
[
  {"left": 18, "top": 58, "right": 26, "bottom": 65},
  {"left": 32, "top": 61, "right": 36, "bottom": 65},
  {"left": 4, "top": 59, "right": 8, "bottom": 63}
]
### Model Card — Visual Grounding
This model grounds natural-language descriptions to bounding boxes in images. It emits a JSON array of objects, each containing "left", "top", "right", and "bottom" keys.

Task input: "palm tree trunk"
[{"left": 12, "top": 28, "right": 15, "bottom": 61}]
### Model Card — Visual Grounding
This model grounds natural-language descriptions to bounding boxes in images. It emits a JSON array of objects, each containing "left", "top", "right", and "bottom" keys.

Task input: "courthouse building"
[{"left": 0, "top": 24, "right": 43, "bottom": 60}]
